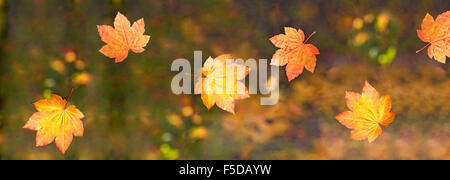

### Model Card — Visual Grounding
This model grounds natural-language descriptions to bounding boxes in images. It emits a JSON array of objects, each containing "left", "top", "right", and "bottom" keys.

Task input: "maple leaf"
[
  {"left": 335, "top": 81, "right": 396, "bottom": 143},
  {"left": 194, "top": 54, "right": 250, "bottom": 114},
  {"left": 97, "top": 12, "right": 151, "bottom": 63},
  {"left": 416, "top": 11, "right": 450, "bottom": 64},
  {"left": 23, "top": 93, "right": 84, "bottom": 154},
  {"left": 270, "top": 27, "right": 320, "bottom": 81}
]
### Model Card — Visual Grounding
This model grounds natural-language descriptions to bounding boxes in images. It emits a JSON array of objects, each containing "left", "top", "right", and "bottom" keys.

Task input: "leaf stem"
[
  {"left": 416, "top": 36, "right": 450, "bottom": 53},
  {"left": 304, "top": 31, "right": 316, "bottom": 43},
  {"left": 65, "top": 88, "right": 74, "bottom": 108},
  {"left": 416, "top": 43, "right": 430, "bottom": 54}
]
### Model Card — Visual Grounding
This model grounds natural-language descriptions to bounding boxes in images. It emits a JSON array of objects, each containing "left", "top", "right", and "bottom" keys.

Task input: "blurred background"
[{"left": 0, "top": 0, "right": 449, "bottom": 160}]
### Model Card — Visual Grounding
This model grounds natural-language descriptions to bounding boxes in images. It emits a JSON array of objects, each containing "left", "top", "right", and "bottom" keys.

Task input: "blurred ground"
[{"left": 0, "top": 0, "right": 448, "bottom": 160}]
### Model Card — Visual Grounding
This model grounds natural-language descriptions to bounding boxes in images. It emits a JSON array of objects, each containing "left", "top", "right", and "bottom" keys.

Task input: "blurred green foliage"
[
  {"left": 0, "top": 0, "right": 448, "bottom": 160},
  {"left": 348, "top": 11, "right": 400, "bottom": 64}
]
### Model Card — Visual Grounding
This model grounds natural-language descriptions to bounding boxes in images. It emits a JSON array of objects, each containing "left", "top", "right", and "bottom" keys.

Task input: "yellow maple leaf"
[
  {"left": 335, "top": 81, "right": 396, "bottom": 143},
  {"left": 23, "top": 94, "right": 84, "bottom": 154}
]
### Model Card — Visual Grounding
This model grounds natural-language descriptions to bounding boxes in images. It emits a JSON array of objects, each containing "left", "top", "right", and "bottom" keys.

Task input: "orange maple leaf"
[
  {"left": 194, "top": 54, "right": 250, "bottom": 114},
  {"left": 270, "top": 27, "right": 320, "bottom": 81},
  {"left": 416, "top": 11, "right": 449, "bottom": 64},
  {"left": 23, "top": 93, "right": 84, "bottom": 154},
  {"left": 97, "top": 12, "right": 151, "bottom": 63},
  {"left": 335, "top": 81, "right": 396, "bottom": 143}
]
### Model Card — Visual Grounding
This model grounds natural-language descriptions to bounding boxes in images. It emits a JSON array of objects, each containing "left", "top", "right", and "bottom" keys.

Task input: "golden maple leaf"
[
  {"left": 335, "top": 81, "right": 396, "bottom": 143},
  {"left": 23, "top": 94, "right": 84, "bottom": 154}
]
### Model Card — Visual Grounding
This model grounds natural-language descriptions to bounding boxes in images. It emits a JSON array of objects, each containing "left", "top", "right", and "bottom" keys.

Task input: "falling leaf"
[
  {"left": 416, "top": 11, "right": 449, "bottom": 64},
  {"left": 270, "top": 27, "right": 320, "bottom": 81},
  {"left": 335, "top": 81, "right": 396, "bottom": 143},
  {"left": 97, "top": 12, "right": 151, "bottom": 63},
  {"left": 195, "top": 54, "right": 250, "bottom": 114},
  {"left": 23, "top": 93, "right": 84, "bottom": 154}
]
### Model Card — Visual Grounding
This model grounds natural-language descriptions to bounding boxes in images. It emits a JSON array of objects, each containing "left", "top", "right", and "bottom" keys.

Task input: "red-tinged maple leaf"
[
  {"left": 23, "top": 91, "right": 84, "bottom": 154},
  {"left": 335, "top": 81, "right": 396, "bottom": 143},
  {"left": 270, "top": 27, "right": 320, "bottom": 81},
  {"left": 194, "top": 54, "right": 250, "bottom": 114},
  {"left": 417, "top": 11, "right": 449, "bottom": 64},
  {"left": 97, "top": 12, "right": 151, "bottom": 63}
]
